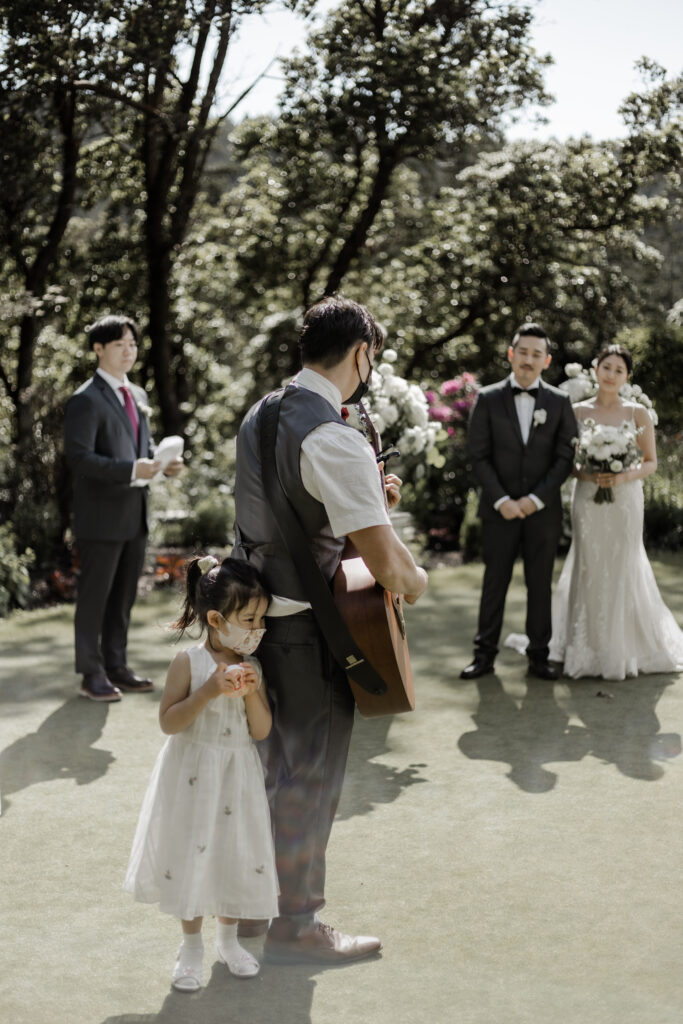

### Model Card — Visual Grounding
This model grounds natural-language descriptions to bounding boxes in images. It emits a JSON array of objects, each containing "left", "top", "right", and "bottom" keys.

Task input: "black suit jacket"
[
  {"left": 64, "top": 374, "right": 154, "bottom": 541},
  {"left": 468, "top": 376, "right": 577, "bottom": 521}
]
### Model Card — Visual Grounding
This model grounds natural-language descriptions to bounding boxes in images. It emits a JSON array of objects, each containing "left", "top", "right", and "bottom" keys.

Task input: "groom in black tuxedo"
[{"left": 461, "top": 323, "right": 577, "bottom": 681}]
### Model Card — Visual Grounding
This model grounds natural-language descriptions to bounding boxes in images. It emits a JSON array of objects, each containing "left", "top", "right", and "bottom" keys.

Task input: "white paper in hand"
[{"left": 132, "top": 435, "right": 184, "bottom": 486}]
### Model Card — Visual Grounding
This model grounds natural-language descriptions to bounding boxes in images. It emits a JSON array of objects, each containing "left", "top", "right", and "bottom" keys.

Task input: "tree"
[{"left": 230, "top": 0, "right": 552, "bottom": 378}]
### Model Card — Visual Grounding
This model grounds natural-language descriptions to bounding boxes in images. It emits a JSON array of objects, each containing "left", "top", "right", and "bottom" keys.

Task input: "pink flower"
[{"left": 428, "top": 404, "right": 453, "bottom": 423}]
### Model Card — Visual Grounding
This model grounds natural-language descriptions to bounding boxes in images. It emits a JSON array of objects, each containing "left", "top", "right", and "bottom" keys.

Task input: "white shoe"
[
  {"left": 172, "top": 940, "right": 203, "bottom": 992},
  {"left": 216, "top": 940, "right": 260, "bottom": 978}
]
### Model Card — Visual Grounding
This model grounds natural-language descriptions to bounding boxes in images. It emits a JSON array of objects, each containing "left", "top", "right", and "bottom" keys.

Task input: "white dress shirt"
[
  {"left": 96, "top": 368, "right": 139, "bottom": 481},
  {"left": 493, "top": 374, "right": 544, "bottom": 513},
  {"left": 96, "top": 366, "right": 133, "bottom": 403}
]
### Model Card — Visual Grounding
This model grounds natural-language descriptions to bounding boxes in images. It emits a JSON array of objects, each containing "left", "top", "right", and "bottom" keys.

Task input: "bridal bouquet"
[{"left": 575, "top": 418, "right": 642, "bottom": 504}]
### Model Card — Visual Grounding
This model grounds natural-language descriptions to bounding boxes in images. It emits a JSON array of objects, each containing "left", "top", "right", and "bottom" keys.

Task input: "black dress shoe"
[
  {"left": 527, "top": 661, "right": 559, "bottom": 681},
  {"left": 79, "top": 673, "right": 122, "bottom": 702},
  {"left": 106, "top": 666, "right": 155, "bottom": 692},
  {"left": 264, "top": 918, "right": 381, "bottom": 965},
  {"left": 460, "top": 657, "right": 495, "bottom": 680}
]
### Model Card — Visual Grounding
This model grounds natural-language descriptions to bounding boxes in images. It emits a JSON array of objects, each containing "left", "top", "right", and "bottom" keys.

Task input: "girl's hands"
[
  {"left": 205, "top": 663, "right": 244, "bottom": 698},
  {"left": 235, "top": 662, "right": 261, "bottom": 697},
  {"left": 205, "top": 662, "right": 260, "bottom": 699}
]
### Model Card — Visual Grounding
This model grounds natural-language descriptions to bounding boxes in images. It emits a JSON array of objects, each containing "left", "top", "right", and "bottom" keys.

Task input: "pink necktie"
[{"left": 119, "top": 386, "right": 139, "bottom": 443}]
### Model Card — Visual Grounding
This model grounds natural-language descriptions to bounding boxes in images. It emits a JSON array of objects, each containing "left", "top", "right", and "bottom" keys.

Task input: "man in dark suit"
[
  {"left": 461, "top": 323, "right": 577, "bottom": 681},
  {"left": 64, "top": 315, "right": 183, "bottom": 702}
]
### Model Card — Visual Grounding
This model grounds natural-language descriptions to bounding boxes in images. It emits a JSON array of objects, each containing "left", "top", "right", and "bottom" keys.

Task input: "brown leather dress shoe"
[
  {"left": 106, "top": 666, "right": 154, "bottom": 692},
  {"left": 79, "top": 673, "right": 122, "bottom": 702},
  {"left": 264, "top": 918, "right": 382, "bottom": 965}
]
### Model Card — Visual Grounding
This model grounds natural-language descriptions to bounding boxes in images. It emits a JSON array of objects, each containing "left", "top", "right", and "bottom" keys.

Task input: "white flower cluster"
[
  {"left": 349, "top": 349, "right": 445, "bottom": 468},
  {"left": 578, "top": 418, "right": 641, "bottom": 470},
  {"left": 559, "top": 362, "right": 658, "bottom": 425}
]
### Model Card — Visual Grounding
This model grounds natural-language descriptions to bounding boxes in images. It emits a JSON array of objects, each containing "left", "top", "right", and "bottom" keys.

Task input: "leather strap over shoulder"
[{"left": 258, "top": 390, "right": 387, "bottom": 696}]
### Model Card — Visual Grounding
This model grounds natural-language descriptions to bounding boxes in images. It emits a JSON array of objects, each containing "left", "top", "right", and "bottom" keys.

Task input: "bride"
[{"left": 549, "top": 344, "right": 683, "bottom": 679}]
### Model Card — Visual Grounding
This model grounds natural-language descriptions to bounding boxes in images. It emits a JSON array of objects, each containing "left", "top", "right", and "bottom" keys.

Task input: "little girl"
[{"left": 124, "top": 555, "right": 278, "bottom": 990}]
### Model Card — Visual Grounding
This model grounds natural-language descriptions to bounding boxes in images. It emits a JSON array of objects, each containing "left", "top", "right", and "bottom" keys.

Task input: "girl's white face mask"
[{"left": 216, "top": 617, "right": 266, "bottom": 656}]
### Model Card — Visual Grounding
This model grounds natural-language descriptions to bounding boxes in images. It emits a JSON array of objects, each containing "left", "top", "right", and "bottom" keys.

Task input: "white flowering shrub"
[
  {"left": 346, "top": 349, "right": 445, "bottom": 471},
  {"left": 559, "top": 362, "right": 658, "bottom": 425}
]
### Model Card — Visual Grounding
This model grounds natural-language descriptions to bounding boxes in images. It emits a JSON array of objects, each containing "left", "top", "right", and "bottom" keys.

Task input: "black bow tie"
[{"left": 511, "top": 385, "right": 539, "bottom": 397}]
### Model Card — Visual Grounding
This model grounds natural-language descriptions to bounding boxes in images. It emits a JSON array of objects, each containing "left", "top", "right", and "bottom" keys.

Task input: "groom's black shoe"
[
  {"left": 527, "top": 660, "right": 559, "bottom": 681},
  {"left": 460, "top": 656, "right": 495, "bottom": 680}
]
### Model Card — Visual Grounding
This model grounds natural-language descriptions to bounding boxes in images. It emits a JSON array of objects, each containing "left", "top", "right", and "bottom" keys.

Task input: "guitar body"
[{"left": 333, "top": 550, "right": 414, "bottom": 718}]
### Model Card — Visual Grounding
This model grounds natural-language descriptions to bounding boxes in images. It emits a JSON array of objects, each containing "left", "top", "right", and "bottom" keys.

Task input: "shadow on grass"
[
  {"left": 98, "top": 953, "right": 382, "bottom": 1024},
  {"left": 458, "top": 676, "right": 591, "bottom": 793},
  {"left": 337, "top": 713, "right": 427, "bottom": 820},
  {"left": 0, "top": 697, "right": 114, "bottom": 814},
  {"left": 458, "top": 675, "right": 679, "bottom": 792}
]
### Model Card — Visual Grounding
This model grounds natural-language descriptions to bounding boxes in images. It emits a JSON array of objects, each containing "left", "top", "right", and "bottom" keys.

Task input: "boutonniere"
[
  {"left": 533, "top": 409, "right": 547, "bottom": 427},
  {"left": 138, "top": 402, "right": 153, "bottom": 418}
]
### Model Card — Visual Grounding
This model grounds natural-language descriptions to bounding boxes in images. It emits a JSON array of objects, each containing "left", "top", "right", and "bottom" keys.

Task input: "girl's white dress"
[{"left": 124, "top": 645, "right": 279, "bottom": 921}]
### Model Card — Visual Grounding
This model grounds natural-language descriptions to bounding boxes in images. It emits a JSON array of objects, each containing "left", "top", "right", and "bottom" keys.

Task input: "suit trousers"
[
  {"left": 74, "top": 533, "right": 147, "bottom": 675},
  {"left": 475, "top": 507, "right": 562, "bottom": 662},
  {"left": 256, "top": 611, "right": 355, "bottom": 922}
]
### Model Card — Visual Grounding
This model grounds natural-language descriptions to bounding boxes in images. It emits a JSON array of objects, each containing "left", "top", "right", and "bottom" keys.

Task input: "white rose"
[
  {"left": 382, "top": 349, "right": 398, "bottom": 363},
  {"left": 610, "top": 460, "right": 623, "bottom": 472},
  {"left": 380, "top": 403, "right": 399, "bottom": 427},
  {"left": 564, "top": 363, "right": 582, "bottom": 378}
]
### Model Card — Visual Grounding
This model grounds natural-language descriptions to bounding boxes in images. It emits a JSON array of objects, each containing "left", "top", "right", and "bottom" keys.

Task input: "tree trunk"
[{"left": 323, "top": 151, "right": 397, "bottom": 297}]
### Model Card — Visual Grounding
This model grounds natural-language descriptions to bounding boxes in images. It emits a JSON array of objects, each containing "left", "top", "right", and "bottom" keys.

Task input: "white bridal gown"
[{"left": 549, "top": 461, "right": 683, "bottom": 681}]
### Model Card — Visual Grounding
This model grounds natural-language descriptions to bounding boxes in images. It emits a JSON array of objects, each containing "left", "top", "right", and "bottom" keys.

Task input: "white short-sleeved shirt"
[{"left": 266, "top": 368, "right": 391, "bottom": 617}]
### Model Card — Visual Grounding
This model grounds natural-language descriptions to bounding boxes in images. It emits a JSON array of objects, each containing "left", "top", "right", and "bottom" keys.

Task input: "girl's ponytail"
[{"left": 170, "top": 557, "right": 205, "bottom": 636}]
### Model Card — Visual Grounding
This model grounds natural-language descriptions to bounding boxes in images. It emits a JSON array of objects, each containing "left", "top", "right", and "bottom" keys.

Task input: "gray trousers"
[{"left": 256, "top": 611, "right": 355, "bottom": 921}]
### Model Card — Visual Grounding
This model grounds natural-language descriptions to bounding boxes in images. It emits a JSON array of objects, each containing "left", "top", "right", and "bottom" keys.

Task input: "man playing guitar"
[{"left": 232, "top": 296, "right": 427, "bottom": 965}]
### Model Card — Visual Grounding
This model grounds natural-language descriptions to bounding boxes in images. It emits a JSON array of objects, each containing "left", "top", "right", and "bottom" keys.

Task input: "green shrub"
[
  {"left": 0, "top": 523, "right": 35, "bottom": 617},
  {"left": 643, "top": 475, "right": 683, "bottom": 551},
  {"left": 458, "top": 488, "right": 482, "bottom": 562},
  {"left": 179, "top": 493, "right": 235, "bottom": 548}
]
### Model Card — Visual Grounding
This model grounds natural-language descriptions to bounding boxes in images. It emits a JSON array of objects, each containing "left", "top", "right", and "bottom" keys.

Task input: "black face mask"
[{"left": 343, "top": 350, "right": 373, "bottom": 405}]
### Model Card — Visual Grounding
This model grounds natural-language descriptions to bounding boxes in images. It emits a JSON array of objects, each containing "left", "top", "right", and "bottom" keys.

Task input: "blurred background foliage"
[{"left": 1, "top": 0, "right": 681, "bottom": 612}]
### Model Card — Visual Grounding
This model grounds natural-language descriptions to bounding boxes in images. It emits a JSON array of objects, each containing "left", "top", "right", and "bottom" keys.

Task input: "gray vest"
[{"left": 232, "top": 385, "right": 350, "bottom": 600}]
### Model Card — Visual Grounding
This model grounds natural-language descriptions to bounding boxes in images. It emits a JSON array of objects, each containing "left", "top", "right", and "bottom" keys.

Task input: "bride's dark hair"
[{"left": 595, "top": 344, "right": 632, "bottom": 375}]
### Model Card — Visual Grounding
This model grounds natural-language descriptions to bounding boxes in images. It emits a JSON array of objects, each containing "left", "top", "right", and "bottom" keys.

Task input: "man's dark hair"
[
  {"left": 298, "top": 296, "right": 384, "bottom": 368},
  {"left": 89, "top": 314, "right": 139, "bottom": 349},
  {"left": 511, "top": 322, "right": 550, "bottom": 351}
]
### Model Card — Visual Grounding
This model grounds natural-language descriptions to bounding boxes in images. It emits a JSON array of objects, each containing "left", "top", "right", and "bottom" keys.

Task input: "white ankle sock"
[
  {"left": 173, "top": 933, "right": 204, "bottom": 991},
  {"left": 216, "top": 921, "right": 240, "bottom": 955},
  {"left": 216, "top": 922, "right": 259, "bottom": 977}
]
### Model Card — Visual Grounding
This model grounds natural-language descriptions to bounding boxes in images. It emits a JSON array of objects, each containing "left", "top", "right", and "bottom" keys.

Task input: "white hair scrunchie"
[{"left": 197, "top": 555, "right": 219, "bottom": 574}]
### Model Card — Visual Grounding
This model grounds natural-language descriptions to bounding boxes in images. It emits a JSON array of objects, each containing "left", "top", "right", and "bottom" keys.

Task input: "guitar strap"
[{"left": 258, "top": 389, "right": 387, "bottom": 697}]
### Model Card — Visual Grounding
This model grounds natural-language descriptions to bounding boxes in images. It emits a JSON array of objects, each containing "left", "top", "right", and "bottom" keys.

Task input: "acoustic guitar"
[{"left": 333, "top": 402, "right": 415, "bottom": 718}]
